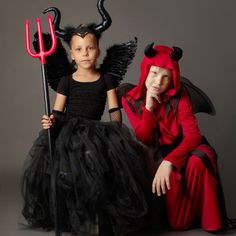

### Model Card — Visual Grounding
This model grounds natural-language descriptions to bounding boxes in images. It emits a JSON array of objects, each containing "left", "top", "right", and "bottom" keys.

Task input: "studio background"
[{"left": 0, "top": 0, "right": 235, "bottom": 233}]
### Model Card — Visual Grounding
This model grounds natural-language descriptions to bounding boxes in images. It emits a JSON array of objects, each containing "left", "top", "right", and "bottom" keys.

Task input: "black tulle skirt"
[{"left": 21, "top": 117, "right": 150, "bottom": 235}]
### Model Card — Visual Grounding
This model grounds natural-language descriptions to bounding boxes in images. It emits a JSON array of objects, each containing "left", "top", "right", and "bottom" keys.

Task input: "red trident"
[
  {"left": 25, "top": 15, "right": 56, "bottom": 64},
  {"left": 25, "top": 15, "right": 56, "bottom": 117},
  {"left": 25, "top": 15, "right": 56, "bottom": 159},
  {"left": 24, "top": 16, "right": 60, "bottom": 236}
]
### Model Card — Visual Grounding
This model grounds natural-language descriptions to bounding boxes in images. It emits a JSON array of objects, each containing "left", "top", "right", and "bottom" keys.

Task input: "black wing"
[
  {"left": 33, "top": 33, "right": 74, "bottom": 91},
  {"left": 98, "top": 37, "right": 138, "bottom": 86},
  {"left": 116, "top": 83, "right": 136, "bottom": 108},
  {"left": 116, "top": 77, "right": 216, "bottom": 115},
  {"left": 181, "top": 76, "right": 216, "bottom": 115}
]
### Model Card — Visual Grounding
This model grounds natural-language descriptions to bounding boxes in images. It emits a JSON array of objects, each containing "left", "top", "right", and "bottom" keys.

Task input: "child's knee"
[{"left": 187, "top": 155, "right": 205, "bottom": 173}]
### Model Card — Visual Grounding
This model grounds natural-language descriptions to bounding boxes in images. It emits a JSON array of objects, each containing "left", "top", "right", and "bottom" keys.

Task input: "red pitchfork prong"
[
  {"left": 24, "top": 15, "right": 60, "bottom": 236},
  {"left": 25, "top": 15, "right": 57, "bottom": 64}
]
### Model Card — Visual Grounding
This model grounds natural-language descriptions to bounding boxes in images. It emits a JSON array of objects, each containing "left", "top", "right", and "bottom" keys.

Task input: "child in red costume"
[{"left": 122, "top": 43, "right": 226, "bottom": 232}]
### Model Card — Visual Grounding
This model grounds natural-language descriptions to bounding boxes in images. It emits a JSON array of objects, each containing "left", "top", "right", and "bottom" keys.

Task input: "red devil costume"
[{"left": 121, "top": 44, "right": 228, "bottom": 231}]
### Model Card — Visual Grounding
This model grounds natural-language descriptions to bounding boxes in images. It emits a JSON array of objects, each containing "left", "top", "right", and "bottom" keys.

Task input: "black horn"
[
  {"left": 144, "top": 43, "right": 157, "bottom": 58},
  {"left": 43, "top": 7, "right": 67, "bottom": 38},
  {"left": 93, "top": 0, "right": 112, "bottom": 34},
  {"left": 170, "top": 46, "right": 183, "bottom": 61}
]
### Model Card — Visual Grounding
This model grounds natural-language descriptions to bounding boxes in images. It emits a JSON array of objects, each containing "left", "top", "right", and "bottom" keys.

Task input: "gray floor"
[{"left": 1, "top": 173, "right": 235, "bottom": 236}]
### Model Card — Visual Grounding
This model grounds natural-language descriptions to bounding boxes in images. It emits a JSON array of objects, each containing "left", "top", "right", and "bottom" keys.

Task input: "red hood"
[{"left": 126, "top": 45, "right": 181, "bottom": 101}]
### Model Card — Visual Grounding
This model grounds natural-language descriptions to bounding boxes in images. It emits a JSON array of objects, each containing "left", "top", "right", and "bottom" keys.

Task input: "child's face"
[
  {"left": 145, "top": 65, "right": 172, "bottom": 95},
  {"left": 70, "top": 33, "right": 100, "bottom": 70}
]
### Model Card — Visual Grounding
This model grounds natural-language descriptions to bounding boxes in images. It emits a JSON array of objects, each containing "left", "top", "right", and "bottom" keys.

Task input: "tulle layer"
[{"left": 21, "top": 117, "right": 150, "bottom": 235}]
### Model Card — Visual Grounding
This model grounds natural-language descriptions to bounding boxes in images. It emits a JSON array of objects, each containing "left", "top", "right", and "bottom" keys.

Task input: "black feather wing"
[
  {"left": 98, "top": 37, "right": 138, "bottom": 86},
  {"left": 33, "top": 33, "right": 74, "bottom": 91}
]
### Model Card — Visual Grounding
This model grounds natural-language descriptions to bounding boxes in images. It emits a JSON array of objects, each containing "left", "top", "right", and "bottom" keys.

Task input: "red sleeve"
[
  {"left": 164, "top": 94, "right": 202, "bottom": 170},
  {"left": 122, "top": 97, "right": 157, "bottom": 145}
]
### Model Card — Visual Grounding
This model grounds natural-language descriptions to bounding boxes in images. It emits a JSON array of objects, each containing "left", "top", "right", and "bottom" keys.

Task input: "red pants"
[{"left": 165, "top": 145, "right": 222, "bottom": 231}]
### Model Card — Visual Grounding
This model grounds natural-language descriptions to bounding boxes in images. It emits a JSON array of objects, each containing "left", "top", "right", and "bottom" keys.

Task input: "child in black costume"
[{"left": 21, "top": 1, "right": 149, "bottom": 235}]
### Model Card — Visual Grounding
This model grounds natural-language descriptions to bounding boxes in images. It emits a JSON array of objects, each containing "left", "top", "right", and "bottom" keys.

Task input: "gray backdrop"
[{"left": 1, "top": 0, "right": 235, "bottom": 219}]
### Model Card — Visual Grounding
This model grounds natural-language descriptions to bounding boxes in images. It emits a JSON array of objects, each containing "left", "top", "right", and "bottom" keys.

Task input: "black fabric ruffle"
[{"left": 21, "top": 117, "right": 150, "bottom": 235}]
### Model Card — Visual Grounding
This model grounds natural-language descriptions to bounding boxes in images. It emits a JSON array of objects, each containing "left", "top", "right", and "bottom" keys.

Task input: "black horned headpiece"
[
  {"left": 144, "top": 43, "right": 183, "bottom": 61},
  {"left": 43, "top": 0, "right": 112, "bottom": 44}
]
